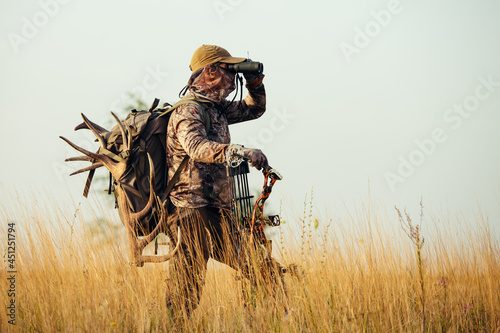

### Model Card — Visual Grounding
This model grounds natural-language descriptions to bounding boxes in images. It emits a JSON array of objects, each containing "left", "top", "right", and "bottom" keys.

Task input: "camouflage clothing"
[{"left": 166, "top": 79, "right": 266, "bottom": 209}]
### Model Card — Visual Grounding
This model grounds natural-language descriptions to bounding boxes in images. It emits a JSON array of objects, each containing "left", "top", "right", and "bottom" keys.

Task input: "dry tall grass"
[{"left": 1, "top": 191, "right": 499, "bottom": 332}]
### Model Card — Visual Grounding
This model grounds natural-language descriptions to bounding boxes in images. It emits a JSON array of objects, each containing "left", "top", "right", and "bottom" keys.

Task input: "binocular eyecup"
[{"left": 228, "top": 61, "right": 263, "bottom": 74}]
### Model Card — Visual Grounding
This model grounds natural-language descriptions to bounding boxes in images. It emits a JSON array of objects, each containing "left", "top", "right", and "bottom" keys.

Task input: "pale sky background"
[{"left": 1, "top": 0, "right": 499, "bottom": 237}]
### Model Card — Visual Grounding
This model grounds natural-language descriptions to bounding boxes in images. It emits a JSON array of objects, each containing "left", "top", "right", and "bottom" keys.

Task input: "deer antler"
[
  {"left": 60, "top": 113, "right": 127, "bottom": 179},
  {"left": 60, "top": 112, "right": 181, "bottom": 267},
  {"left": 110, "top": 111, "right": 131, "bottom": 150},
  {"left": 69, "top": 162, "right": 104, "bottom": 176},
  {"left": 65, "top": 156, "right": 93, "bottom": 162},
  {"left": 74, "top": 117, "right": 109, "bottom": 134}
]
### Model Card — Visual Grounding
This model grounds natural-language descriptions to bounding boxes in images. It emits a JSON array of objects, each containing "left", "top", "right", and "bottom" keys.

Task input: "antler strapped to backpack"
[
  {"left": 61, "top": 97, "right": 212, "bottom": 267},
  {"left": 61, "top": 110, "right": 182, "bottom": 267}
]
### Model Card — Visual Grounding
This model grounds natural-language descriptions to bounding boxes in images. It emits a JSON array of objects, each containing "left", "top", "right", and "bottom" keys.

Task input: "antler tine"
[
  {"left": 139, "top": 226, "right": 182, "bottom": 264},
  {"left": 81, "top": 113, "right": 106, "bottom": 149},
  {"left": 134, "top": 165, "right": 181, "bottom": 264},
  {"left": 65, "top": 156, "right": 93, "bottom": 162},
  {"left": 110, "top": 152, "right": 179, "bottom": 266},
  {"left": 130, "top": 153, "right": 156, "bottom": 222},
  {"left": 60, "top": 136, "right": 100, "bottom": 160},
  {"left": 110, "top": 111, "right": 129, "bottom": 150},
  {"left": 69, "top": 162, "right": 104, "bottom": 176},
  {"left": 127, "top": 126, "right": 132, "bottom": 151},
  {"left": 74, "top": 120, "right": 109, "bottom": 134},
  {"left": 137, "top": 198, "right": 167, "bottom": 248}
]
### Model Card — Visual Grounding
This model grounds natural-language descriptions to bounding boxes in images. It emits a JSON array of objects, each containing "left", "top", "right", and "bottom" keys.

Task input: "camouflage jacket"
[{"left": 166, "top": 85, "right": 266, "bottom": 209}]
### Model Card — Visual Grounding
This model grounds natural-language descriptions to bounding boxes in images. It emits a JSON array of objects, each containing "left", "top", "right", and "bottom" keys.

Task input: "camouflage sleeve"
[
  {"left": 222, "top": 84, "right": 266, "bottom": 125},
  {"left": 172, "top": 103, "right": 228, "bottom": 163}
]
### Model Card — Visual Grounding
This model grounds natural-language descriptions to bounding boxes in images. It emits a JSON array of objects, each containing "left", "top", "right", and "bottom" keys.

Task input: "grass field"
[{"left": 1, "top": 192, "right": 499, "bottom": 332}]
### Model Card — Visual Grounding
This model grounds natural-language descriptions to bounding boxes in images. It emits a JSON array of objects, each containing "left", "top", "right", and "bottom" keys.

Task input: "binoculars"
[{"left": 228, "top": 61, "right": 263, "bottom": 74}]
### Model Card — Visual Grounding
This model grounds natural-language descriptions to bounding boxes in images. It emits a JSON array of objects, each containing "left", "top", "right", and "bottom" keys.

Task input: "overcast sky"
[{"left": 1, "top": 0, "right": 499, "bottom": 236}]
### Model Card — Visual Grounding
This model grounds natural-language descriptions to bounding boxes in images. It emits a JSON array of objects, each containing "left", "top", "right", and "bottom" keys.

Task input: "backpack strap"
[
  {"left": 161, "top": 155, "right": 190, "bottom": 202},
  {"left": 149, "top": 98, "right": 160, "bottom": 111},
  {"left": 159, "top": 95, "right": 212, "bottom": 130}
]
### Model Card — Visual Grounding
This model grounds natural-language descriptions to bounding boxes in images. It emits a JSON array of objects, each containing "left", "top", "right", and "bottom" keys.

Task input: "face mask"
[{"left": 189, "top": 65, "right": 236, "bottom": 103}]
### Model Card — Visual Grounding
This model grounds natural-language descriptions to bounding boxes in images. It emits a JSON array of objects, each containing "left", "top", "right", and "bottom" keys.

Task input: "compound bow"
[{"left": 226, "top": 145, "right": 282, "bottom": 252}]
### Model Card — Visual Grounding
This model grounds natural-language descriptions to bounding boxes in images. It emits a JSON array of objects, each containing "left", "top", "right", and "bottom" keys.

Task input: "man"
[{"left": 164, "top": 45, "right": 283, "bottom": 319}]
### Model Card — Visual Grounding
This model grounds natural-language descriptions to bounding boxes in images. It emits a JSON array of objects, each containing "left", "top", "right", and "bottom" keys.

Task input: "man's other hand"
[{"left": 242, "top": 148, "right": 268, "bottom": 170}]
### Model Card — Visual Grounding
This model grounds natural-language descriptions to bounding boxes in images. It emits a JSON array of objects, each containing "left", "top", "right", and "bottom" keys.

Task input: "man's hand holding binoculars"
[{"left": 228, "top": 60, "right": 264, "bottom": 88}]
